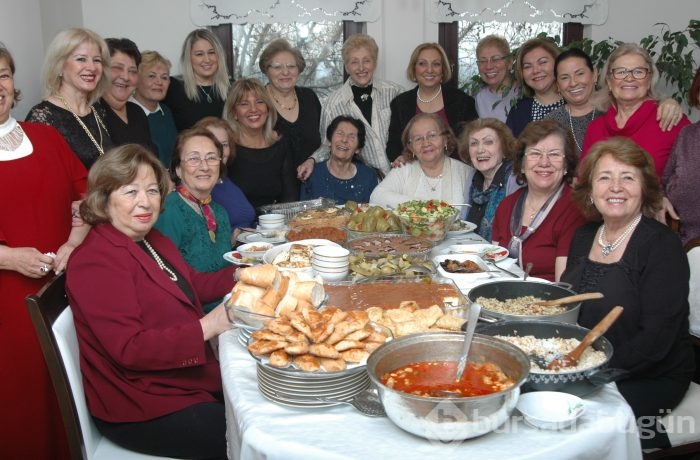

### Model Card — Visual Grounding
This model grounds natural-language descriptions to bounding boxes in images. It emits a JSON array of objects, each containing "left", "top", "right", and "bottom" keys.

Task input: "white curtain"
[
  {"left": 429, "top": 0, "right": 608, "bottom": 25},
  {"left": 190, "top": 0, "right": 380, "bottom": 25}
]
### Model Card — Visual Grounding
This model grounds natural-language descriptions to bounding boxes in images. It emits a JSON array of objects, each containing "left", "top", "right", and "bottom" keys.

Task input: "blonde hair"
[
  {"left": 179, "top": 29, "right": 230, "bottom": 102},
  {"left": 223, "top": 78, "right": 279, "bottom": 146},
  {"left": 406, "top": 43, "right": 452, "bottom": 83},
  {"left": 342, "top": 34, "right": 378, "bottom": 64},
  {"left": 139, "top": 50, "right": 171, "bottom": 72}
]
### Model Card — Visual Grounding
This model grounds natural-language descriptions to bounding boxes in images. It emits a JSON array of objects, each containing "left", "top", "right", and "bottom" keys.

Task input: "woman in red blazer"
[{"left": 66, "top": 144, "right": 235, "bottom": 459}]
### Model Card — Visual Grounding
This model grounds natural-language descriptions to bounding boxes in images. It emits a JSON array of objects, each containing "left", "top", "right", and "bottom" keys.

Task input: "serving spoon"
[
  {"left": 547, "top": 306, "right": 624, "bottom": 371},
  {"left": 530, "top": 292, "right": 604, "bottom": 308},
  {"left": 455, "top": 302, "right": 482, "bottom": 381}
]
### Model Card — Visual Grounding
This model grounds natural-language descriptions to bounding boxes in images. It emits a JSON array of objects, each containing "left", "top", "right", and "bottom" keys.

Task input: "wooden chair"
[{"left": 25, "top": 274, "right": 179, "bottom": 460}]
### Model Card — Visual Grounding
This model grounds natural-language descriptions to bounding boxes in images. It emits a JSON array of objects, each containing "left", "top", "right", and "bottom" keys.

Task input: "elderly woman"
[
  {"left": 370, "top": 113, "right": 471, "bottom": 208},
  {"left": 300, "top": 115, "right": 378, "bottom": 203},
  {"left": 563, "top": 137, "right": 694, "bottom": 449},
  {"left": 26, "top": 27, "right": 113, "bottom": 168},
  {"left": 0, "top": 44, "right": 89, "bottom": 460},
  {"left": 491, "top": 119, "right": 587, "bottom": 281},
  {"left": 67, "top": 144, "right": 233, "bottom": 459},
  {"left": 163, "top": 29, "right": 230, "bottom": 131},
  {"left": 506, "top": 38, "right": 563, "bottom": 137},
  {"left": 260, "top": 38, "right": 321, "bottom": 169},
  {"left": 195, "top": 117, "right": 256, "bottom": 233},
  {"left": 224, "top": 78, "right": 298, "bottom": 209},
  {"left": 97, "top": 38, "right": 156, "bottom": 153},
  {"left": 131, "top": 50, "right": 178, "bottom": 167},
  {"left": 474, "top": 35, "right": 520, "bottom": 121},
  {"left": 154, "top": 127, "right": 233, "bottom": 312},
  {"left": 458, "top": 118, "right": 521, "bottom": 241},
  {"left": 386, "top": 42, "right": 478, "bottom": 164},
  {"left": 297, "top": 33, "right": 403, "bottom": 179}
]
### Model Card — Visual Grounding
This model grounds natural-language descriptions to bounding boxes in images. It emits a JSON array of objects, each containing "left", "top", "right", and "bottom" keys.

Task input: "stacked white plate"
[
  {"left": 311, "top": 245, "right": 350, "bottom": 281},
  {"left": 255, "top": 362, "right": 371, "bottom": 408},
  {"left": 258, "top": 213, "right": 286, "bottom": 229}
]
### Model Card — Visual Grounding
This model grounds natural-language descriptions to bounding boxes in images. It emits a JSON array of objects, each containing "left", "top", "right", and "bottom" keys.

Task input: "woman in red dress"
[{"left": 0, "top": 45, "right": 89, "bottom": 459}]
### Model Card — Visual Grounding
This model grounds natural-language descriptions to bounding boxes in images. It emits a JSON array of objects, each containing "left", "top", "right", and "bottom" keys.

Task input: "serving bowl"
[
  {"left": 236, "top": 242, "right": 274, "bottom": 260},
  {"left": 366, "top": 332, "right": 530, "bottom": 440},
  {"left": 516, "top": 391, "right": 585, "bottom": 430},
  {"left": 393, "top": 200, "right": 459, "bottom": 242}
]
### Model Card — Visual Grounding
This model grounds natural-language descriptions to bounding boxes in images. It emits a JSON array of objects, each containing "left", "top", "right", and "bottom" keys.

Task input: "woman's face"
[
  {"left": 414, "top": 47, "right": 443, "bottom": 89},
  {"left": 175, "top": 135, "right": 221, "bottom": 199},
  {"left": 136, "top": 62, "right": 170, "bottom": 104},
  {"left": 60, "top": 41, "right": 103, "bottom": 95},
  {"left": 233, "top": 91, "right": 269, "bottom": 131},
  {"left": 0, "top": 57, "right": 15, "bottom": 124},
  {"left": 329, "top": 121, "right": 360, "bottom": 162},
  {"left": 521, "top": 47, "right": 556, "bottom": 96},
  {"left": 467, "top": 127, "right": 504, "bottom": 176},
  {"left": 190, "top": 38, "right": 219, "bottom": 84},
  {"left": 607, "top": 53, "right": 651, "bottom": 105},
  {"left": 265, "top": 51, "right": 299, "bottom": 92},
  {"left": 556, "top": 56, "right": 597, "bottom": 108},
  {"left": 107, "top": 51, "right": 138, "bottom": 105},
  {"left": 477, "top": 45, "right": 511, "bottom": 91},
  {"left": 107, "top": 164, "right": 161, "bottom": 241},
  {"left": 345, "top": 47, "right": 376, "bottom": 88},
  {"left": 522, "top": 133, "right": 567, "bottom": 193},
  {"left": 408, "top": 117, "right": 446, "bottom": 165},
  {"left": 591, "top": 153, "right": 643, "bottom": 224},
  {"left": 205, "top": 125, "right": 231, "bottom": 162}
]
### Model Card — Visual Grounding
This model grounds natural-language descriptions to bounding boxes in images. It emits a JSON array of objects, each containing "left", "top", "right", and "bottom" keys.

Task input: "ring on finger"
[{"left": 40, "top": 264, "right": 49, "bottom": 273}]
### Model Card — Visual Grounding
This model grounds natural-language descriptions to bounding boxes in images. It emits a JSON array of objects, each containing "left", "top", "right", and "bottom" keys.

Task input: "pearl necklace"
[
  {"left": 417, "top": 85, "right": 442, "bottom": 104},
  {"left": 567, "top": 105, "right": 596, "bottom": 152},
  {"left": 597, "top": 214, "right": 642, "bottom": 257},
  {"left": 142, "top": 239, "right": 178, "bottom": 281}
]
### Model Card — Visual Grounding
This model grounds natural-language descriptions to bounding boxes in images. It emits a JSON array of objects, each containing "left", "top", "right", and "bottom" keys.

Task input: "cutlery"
[
  {"left": 455, "top": 303, "right": 481, "bottom": 381},
  {"left": 488, "top": 261, "right": 520, "bottom": 278},
  {"left": 523, "top": 262, "right": 533, "bottom": 280},
  {"left": 239, "top": 227, "right": 279, "bottom": 239},
  {"left": 530, "top": 292, "right": 604, "bottom": 307}
]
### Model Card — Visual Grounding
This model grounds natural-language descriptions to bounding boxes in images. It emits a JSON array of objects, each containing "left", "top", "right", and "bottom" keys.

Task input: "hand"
[
  {"left": 391, "top": 153, "right": 413, "bottom": 168},
  {"left": 199, "top": 301, "right": 233, "bottom": 341},
  {"left": 71, "top": 200, "right": 85, "bottom": 227},
  {"left": 296, "top": 158, "right": 315, "bottom": 181},
  {"left": 655, "top": 196, "right": 679, "bottom": 224},
  {"left": 656, "top": 98, "right": 683, "bottom": 132},
  {"left": 0, "top": 246, "right": 55, "bottom": 279},
  {"left": 53, "top": 243, "right": 77, "bottom": 275}
]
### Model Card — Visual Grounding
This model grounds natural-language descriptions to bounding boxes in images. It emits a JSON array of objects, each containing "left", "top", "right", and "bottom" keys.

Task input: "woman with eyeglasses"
[
  {"left": 491, "top": 120, "right": 587, "bottom": 282},
  {"left": 154, "top": 127, "right": 233, "bottom": 312},
  {"left": 473, "top": 35, "right": 520, "bottom": 122},
  {"left": 369, "top": 113, "right": 472, "bottom": 208}
]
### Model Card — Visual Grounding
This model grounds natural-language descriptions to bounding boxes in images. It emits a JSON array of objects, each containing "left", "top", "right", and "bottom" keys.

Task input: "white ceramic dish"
[
  {"left": 236, "top": 231, "right": 286, "bottom": 245},
  {"left": 446, "top": 243, "right": 509, "bottom": 262},
  {"left": 516, "top": 391, "right": 585, "bottom": 430},
  {"left": 432, "top": 253, "right": 492, "bottom": 280},
  {"left": 263, "top": 239, "right": 341, "bottom": 273},
  {"left": 223, "top": 251, "right": 259, "bottom": 266},
  {"left": 237, "top": 242, "right": 274, "bottom": 260},
  {"left": 446, "top": 220, "right": 478, "bottom": 237}
]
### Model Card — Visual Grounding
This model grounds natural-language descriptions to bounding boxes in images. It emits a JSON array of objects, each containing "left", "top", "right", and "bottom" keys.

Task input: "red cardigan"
[{"left": 66, "top": 224, "right": 236, "bottom": 422}]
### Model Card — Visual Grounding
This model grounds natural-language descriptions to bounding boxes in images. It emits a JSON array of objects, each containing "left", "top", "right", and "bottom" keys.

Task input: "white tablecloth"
[{"left": 220, "top": 329, "right": 643, "bottom": 460}]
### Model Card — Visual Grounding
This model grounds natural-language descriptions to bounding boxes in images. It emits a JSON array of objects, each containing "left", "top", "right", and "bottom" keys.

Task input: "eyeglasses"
[
  {"left": 476, "top": 56, "right": 507, "bottom": 66},
  {"left": 333, "top": 130, "right": 358, "bottom": 141},
  {"left": 268, "top": 63, "right": 298, "bottom": 72},
  {"left": 183, "top": 155, "right": 221, "bottom": 167},
  {"left": 409, "top": 131, "right": 443, "bottom": 146},
  {"left": 610, "top": 67, "right": 650, "bottom": 80},
  {"left": 524, "top": 149, "right": 565, "bottom": 162}
]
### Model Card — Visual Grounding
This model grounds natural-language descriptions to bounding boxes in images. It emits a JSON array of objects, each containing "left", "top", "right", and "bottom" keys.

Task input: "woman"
[
  {"left": 297, "top": 33, "right": 403, "bottom": 178},
  {"left": 386, "top": 42, "right": 478, "bottom": 163},
  {"left": 369, "top": 113, "right": 471, "bottom": 208},
  {"left": 491, "top": 119, "right": 587, "bottom": 281},
  {"left": 224, "top": 78, "right": 298, "bottom": 209},
  {"left": 260, "top": 38, "right": 321, "bottom": 169},
  {"left": 67, "top": 144, "right": 234, "bottom": 459},
  {"left": 195, "top": 117, "right": 256, "bottom": 233},
  {"left": 563, "top": 137, "right": 693, "bottom": 449},
  {"left": 0, "top": 44, "right": 89, "bottom": 460},
  {"left": 163, "top": 29, "right": 230, "bottom": 131},
  {"left": 26, "top": 27, "right": 113, "bottom": 169},
  {"left": 97, "top": 38, "right": 156, "bottom": 153},
  {"left": 664, "top": 67, "right": 700, "bottom": 245},
  {"left": 473, "top": 35, "right": 520, "bottom": 121},
  {"left": 300, "top": 115, "right": 378, "bottom": 203},
  {"left": 506, "top": 38, "right": 563, "bottom": 137},
  {"left": 458, "top": 118, "right": 521, "bottom": 241},
  {"left": 155, "top": 127, "right": 233, "bottom": 312},
  {"left": 131, "top": 50, "right": 179, "bottom": 168}
]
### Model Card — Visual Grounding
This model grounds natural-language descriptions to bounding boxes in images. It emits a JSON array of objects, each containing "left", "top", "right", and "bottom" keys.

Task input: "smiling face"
[
  {"left": 136, "top": 62, "right": 170, "bottom": 107},
  {"left": 607, "top": 53, "right": 651, "bottom": 105},
  {"left": 556, "top": 56, "right": 597, "bottom": 109},
  {"left": 329, "top": 121, "right": 360, "bottom": 162},
  {"left": 522, "top": 133, "right": 566, "bottom": 194},
  {"left": 345, "top": 47, "right": 376, "bottom": 88},
  {"left": 0, "top": 57, "right": 14, "bottom": 123},
  {"left": 106, "top": 51, "right": 138, "bottom": 105},
  {"left": 60, "top": 41, "right": 103, "bottom": 95},
  {"left": 591, "top": 153, "right": 643, "bottom": 225},
  {"left": 477, "top": 44, "right": 511, "bottom": 91},
  {"left": 234, "top": 90, "right": 269, "bottom": 131},
  {"left": 190, "top": 38, "right": 219, "bottom": 84},
  {"left": 205, "top": 125, "right": 231, "bottom": 162},
  {"left": 467, "top": 127, "right": 504, "bottom": 176},
  {"left": 266, "top": 50, "right": 299, "bottom": 92},
  {"left": 521, "top": 47, "right": 556, "bottom": 97},
  {"left": 414, "top": 47, "right": 443, "bottom": 90},
  {"left": 175, "top": 135, "right": 221, "bottom": 200},
  {"left": 408, "top": 117, "right": 446, "bottom": 166},
  {"left": 107, "top": 164, "right": 161, "bottom": 241}
]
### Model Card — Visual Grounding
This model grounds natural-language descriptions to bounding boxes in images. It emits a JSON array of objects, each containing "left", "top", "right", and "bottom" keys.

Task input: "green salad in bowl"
[{"left": 393, "top": 199, "right": 459, "bottom": 242}]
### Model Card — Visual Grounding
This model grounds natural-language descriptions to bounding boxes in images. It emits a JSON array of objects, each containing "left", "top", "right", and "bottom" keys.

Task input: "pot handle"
[
  {"left": 586, "top": 368, "right": 630, "bottom": 386},
  {"left": 551, "top": 281, "right": 573, "bottom": 290}
]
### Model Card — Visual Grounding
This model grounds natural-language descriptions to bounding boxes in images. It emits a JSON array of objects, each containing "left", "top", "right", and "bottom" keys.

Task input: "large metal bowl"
[
  {"left": 467, "top": 280, "right": 581, "bottom": 324},
  {"left": 366, "top": 332, "right": 530, "bottom": 441}
]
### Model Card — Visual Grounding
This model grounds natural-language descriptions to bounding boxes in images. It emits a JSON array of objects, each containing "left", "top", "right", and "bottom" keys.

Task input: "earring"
[{"left": 587, "top": 195, "right": 594, "bottom": 205}]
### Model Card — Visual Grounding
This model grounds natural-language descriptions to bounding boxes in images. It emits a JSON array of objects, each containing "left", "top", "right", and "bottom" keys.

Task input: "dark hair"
[
  {"left": 458, "top": 118, "right": 519, "bottom": 166},
  {"left": 0, "top": 43, "right": 21, "bottom": 105},
  {"left": 259, "top": 38, "right": 306, "bottom": 74},
  {"left": 554, "top": 47, "right": 594, "bottom": 78},
  {"left": 171, "top": 127, "right": 226, "bottom": 183},
  {"left": 515, "top": 38, "right": 560, "bottom": 97},
  {"left": 689, "top": 67, "right": 700, "bottom": 109},
  {"left": 514, "top": 119, "right": 578, "bottom": 185},
  {"left": 80, "top": 144, "right": 170, "bottom": 225},
  {"left": 325, "top": 115, "right": 366, "bottom": 150},
  {"left": 105, "top": 37, "right": 141, "bottom": 67},
  {"left": 573, "top": 137, "right": 662, "bottom": 220}
]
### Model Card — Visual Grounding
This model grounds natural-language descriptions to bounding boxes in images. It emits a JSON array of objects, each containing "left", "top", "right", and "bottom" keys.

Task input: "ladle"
[
  {"left": 455, "top": 302, "right": 482, "bottom": 381},
  {"left": 547, "top": 306, "right": 624, "bottom": 370},
  {"left": 315, "top": 388, "right": 386, "bottom": 417},
  {"left": 530, "top": 292, "right": 604, "bottom": 308}
]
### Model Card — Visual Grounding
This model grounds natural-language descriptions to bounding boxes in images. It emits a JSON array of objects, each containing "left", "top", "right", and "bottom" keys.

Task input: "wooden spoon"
[
  {"left": 531, "top": 292, "right": 604, "bottom": 307},
  {"left": 548, "top": 306, "right": 624, "bottom": 371}
]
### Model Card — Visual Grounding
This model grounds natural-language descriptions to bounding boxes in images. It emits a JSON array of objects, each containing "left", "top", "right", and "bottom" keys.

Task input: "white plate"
[
  {"left": 223, "top": 251, "right": 258, "bottom": 266},
  {"left": 447, "top": 243, "right": 509, "bottom": 262},
  {"left": 236, "top": 231, "right": 286, "bottom": 245},
  {"left": 263, "top": 239, "right": 341, "bottom": 273},
  {"left": 447, "top": 220, "right": 478, "bottom": 237},
  {"left": 433, "top": 253, "right": 492, "bottom": 280}
]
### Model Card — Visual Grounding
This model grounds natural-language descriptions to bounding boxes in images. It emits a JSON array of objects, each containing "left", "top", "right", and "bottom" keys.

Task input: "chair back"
[{"left": 686, "top": 239, "right": 700, "bottom": 338}]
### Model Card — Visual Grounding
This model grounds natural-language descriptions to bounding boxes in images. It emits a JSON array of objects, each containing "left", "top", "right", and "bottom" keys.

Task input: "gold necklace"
[
  {"left": 268, "top": 86, "right": 297, "bottom": 111},
  {"left": 56, "top": 95, "right": 108, "bottom": 156},
  {"left": 422, "top": 170, "right": 444, "bottom": 191}
]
